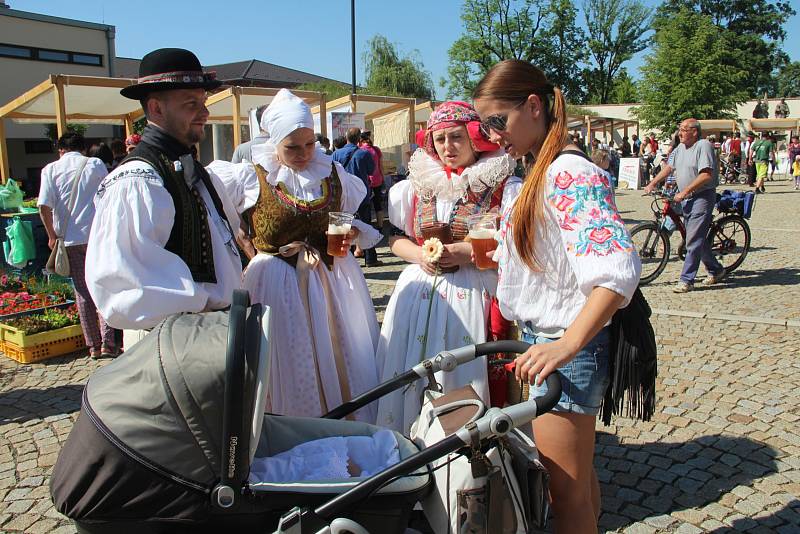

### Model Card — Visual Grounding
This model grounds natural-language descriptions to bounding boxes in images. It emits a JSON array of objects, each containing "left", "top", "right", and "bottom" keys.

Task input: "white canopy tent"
[
  {"left": 311, "top": 94, "right": 416, "bottom": 147},
  {"left": 0, "top": 75, "right": 327, "bottom": 181}
]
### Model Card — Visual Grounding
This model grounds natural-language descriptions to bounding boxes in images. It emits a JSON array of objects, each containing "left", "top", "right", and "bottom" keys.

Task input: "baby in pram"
[{"left": 249, "top": 428, "right": 400, "bottom": 482}]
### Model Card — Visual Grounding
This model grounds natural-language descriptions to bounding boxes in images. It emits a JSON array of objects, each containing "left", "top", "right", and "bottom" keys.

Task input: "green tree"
[
  {"left": 583, "top": 0, "right": 651, "bottom": 104},
  {"left": 775, "top": 61, "right": 800, "bottom": 97},
  {"left": 634, "top": 8, "right": 748, "bottom": 135},
  {"left": 44, "top": 124, "right": 88, "bottom": 144},
  {"left": 608, "top": 68, "right": 639, "bottom": 104},
  {"left": 295, "top": 81, "right": 351, "bottom": 100},
  {"left": 362, "top": 35, "right": 434, "bottom": 100},
  {"left": 443, "top": 0, "right": 587, "bottom": 101},
  {"left": 660, "top": 0, "right": 796, "bottom": 97}
]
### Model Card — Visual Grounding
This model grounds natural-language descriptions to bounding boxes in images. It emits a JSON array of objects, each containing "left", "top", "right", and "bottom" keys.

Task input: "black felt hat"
[{"left": 120, "top": 48, "right": 222, "bottom": 100}]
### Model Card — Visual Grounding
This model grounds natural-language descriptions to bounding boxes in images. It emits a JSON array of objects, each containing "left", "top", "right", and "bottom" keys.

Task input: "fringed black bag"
[{"left": 600, "top": 288, "right": 657, "bottom": 426}]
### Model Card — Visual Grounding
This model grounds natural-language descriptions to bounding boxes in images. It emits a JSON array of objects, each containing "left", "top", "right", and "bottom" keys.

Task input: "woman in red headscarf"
[{"left": 374, "top": 101, "right": 521, "bottom": 433}]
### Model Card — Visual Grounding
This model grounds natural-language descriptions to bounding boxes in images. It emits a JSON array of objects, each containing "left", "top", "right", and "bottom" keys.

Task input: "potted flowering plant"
[{"left": 0, "top": 304, "right": 82, "bottom": 347}]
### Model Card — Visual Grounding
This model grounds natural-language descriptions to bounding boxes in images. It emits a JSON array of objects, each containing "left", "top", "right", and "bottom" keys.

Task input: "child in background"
[
  {"left": 591, "top": 148, "right": 617, "bottom": 201},
  {"left": 793, "top": 155, "right": 800, "bottom": 190}
]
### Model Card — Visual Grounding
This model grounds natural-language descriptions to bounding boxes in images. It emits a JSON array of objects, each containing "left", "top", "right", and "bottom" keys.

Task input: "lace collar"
[
  {"left": 407, "top": 148, "right": 516, "bottom": 202},
  {"left": 251, "top": 140, "right": 332, "bottom": 191}
]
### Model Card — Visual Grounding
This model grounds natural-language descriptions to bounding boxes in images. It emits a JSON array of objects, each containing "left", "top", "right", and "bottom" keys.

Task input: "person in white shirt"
[
  {"left": 474, "top": 60, "right": 641, "bottom": 534},
  {"left": 86, "top": 48, "right": 243, "bottom": 344},
  {"left": 39, "top": 132, "right": 118, "bottom": 359}
]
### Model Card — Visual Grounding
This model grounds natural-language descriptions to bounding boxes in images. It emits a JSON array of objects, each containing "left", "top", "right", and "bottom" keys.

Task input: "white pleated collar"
[
  {"left": 251, "top": 140, "right": 332, "bottom": 191},
  {"left": 407, "top": 148, "right": 517, "bottom": 202}
]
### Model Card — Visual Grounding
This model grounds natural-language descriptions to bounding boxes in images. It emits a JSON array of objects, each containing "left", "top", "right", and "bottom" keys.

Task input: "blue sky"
[{"left": 13, "top": 0, "right": 800, "bottom": 99}]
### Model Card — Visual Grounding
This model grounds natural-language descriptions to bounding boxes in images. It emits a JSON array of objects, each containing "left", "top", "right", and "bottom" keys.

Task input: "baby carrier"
[{"left": 51, "top": 290, "right": 560, "bottom": 534}]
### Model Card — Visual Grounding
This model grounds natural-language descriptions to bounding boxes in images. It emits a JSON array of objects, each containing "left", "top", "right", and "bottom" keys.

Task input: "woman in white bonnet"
[{"left": 209, "top": 89, "right": 381, "bottom": 422}]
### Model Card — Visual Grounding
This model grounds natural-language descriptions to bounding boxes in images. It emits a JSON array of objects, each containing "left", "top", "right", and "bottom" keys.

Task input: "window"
[
  {"left": 0, "top": 44, "right": 31, "bottom": 58},
  {"left": 38, "top": 49, "right": 70, "bottom": 62},
  {"left": 24, "top": 140, "right": 54, "bottom": 154},
  {"left": 72, "top": 53, "right": 102, "bottom": 66},
  {"left": 0, "top": 43, "right": 103, "bottom": 66}
]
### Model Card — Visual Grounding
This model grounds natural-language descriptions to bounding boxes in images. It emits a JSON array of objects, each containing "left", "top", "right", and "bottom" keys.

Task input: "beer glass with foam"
[
  {"left": 468, "top": 213, "right": 498, "bottom": 270},
  {"left": 327, "top": 212, "right": 353, "bottom": 257}
]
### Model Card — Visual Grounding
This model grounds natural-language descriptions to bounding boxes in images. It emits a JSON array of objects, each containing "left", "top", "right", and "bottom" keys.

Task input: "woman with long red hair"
[{"left": 474, "top": 61, "right": 641, "bottom": 533}]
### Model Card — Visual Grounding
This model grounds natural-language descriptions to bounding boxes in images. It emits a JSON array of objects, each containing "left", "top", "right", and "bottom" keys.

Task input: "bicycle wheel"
[
  {"left": 709, "top": 215, "right": 751, "bottom": 272},
  {"left": 630, "top": 222, "right": 670, "bottom": 285}
]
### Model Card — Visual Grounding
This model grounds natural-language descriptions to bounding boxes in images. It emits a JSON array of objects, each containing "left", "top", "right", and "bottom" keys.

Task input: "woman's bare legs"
[{"left": 533, "top": 411, "right": 601, "bottom": 533}]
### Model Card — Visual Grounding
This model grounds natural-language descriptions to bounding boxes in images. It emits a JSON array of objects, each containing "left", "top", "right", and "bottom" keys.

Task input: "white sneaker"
[
  {"left": 702, "top": 271, "right": 725, "bottom": 286},
  {"left": 673, "top": 282, "right": 693, "bottom": 293}
]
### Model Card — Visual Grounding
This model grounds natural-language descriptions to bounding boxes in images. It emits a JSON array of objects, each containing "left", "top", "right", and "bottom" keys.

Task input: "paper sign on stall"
[{"left": 617, "top": 158, "right": 641, "bottom": 190}]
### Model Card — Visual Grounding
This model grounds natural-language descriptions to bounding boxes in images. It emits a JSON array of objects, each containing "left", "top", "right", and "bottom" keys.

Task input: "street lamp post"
[{"left": 351, "top": 0, "right": 356, "bottom": 95}]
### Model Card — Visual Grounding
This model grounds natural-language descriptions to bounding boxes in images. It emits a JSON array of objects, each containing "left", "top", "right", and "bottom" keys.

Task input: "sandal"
[{"left": 89, "top": 348, "right": 102, "bottom": 360}]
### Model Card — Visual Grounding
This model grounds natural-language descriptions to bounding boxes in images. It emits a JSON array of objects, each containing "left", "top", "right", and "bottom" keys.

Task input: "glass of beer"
[
  {"left": 468, "top": 214, "right": 498, "bottom": 270},
  {"left": 327, "top": 212, "right": 353, "bottom": 257}
]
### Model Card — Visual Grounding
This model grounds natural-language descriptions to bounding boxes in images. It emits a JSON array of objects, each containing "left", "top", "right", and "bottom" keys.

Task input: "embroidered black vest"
[{"left": 122, "top": 141, "right": 229, "bottom": 283}]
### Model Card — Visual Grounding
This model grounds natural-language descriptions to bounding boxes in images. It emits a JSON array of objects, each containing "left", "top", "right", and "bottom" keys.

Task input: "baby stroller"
[{"left": 51, "top": 290, "right": 560, "bottom": 534}]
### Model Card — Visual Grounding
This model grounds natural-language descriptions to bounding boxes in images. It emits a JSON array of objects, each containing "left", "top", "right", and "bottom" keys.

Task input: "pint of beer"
[
  {"left": 327, "top": 212, "right": 353, "bottom": 257},
  {"left": 468, "top": 214, "right": 498, "bottom": 270}
]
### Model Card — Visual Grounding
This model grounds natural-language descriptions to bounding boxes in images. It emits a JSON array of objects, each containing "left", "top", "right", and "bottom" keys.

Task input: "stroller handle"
[{"left": 322, "top": 340, "right": 559, "bottom": 420}]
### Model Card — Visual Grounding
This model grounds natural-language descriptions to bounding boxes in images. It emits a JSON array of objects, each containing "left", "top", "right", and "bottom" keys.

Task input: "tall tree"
[
  {"left": 634, "top": 8, "right": 748, "bottom": 135},
  {"left": 775, "top": 61, "right": 800, "bottom": 98},
  {"left": 295, "top": 81, "right": 351, "bottom": 100},
  {"left": 583, "top": 0, "right": 651, "bottom": 104},
  {"left": 443, "top": 0, "right": 586, "bottom": 101},
  {"left": 362, "top": 35, "right": 435, "bottom": 100},
  {"left": 660, "top": 0, "right": 796, "bottom": 97},
  {"left": 608, "top": 68, "right": 639, "bottom": 104}
]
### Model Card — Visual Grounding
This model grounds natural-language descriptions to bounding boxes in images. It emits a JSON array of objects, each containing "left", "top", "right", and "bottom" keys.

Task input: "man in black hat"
[{"left": 86, "top": 48, "right": 243, "bottom": 340}]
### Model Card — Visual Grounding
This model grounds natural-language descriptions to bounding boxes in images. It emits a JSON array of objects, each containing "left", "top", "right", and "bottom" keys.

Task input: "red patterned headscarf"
[{"left": 423, "top": 101, "right": 499, "bottom": 158}]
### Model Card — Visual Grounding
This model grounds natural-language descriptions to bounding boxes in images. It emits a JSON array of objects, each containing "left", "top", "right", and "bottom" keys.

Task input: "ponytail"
[
  {"left": 473, "top": 60, "right": 569, "bottom": 271},
  {"left": 511, "top": 87, "right": 568, "bottom": 270}
]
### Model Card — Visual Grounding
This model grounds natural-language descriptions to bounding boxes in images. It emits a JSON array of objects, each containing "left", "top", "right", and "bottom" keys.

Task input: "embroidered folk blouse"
[{"left": 495, "top": 154, "right": 641, "bottom": 336}]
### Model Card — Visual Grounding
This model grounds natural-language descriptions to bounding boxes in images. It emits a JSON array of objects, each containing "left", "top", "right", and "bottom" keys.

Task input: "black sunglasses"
[{"left": 479, "top": 99, "right": 527, "bottom": 138}]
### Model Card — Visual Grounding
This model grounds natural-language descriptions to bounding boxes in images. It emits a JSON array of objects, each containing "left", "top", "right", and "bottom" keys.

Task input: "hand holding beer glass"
[
  {"left": 327, "top": 212, "right": 354, "bottom": 257},
  {"left": 468, "top": 213, "right": 498, "bottom": 270}
]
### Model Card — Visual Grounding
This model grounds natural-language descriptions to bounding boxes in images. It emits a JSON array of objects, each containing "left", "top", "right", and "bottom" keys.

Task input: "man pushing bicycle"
[{"left": 644, "top": 118, "right": 725, "bottom": 293}]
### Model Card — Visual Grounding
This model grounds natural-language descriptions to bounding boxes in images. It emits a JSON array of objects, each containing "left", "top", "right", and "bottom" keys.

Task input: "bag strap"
[
  {"left": 66, "top": 157, "right": 88, "bottom": 215},
  {"left": 54, "top": 157, "right": 88, "bottom": 239}
]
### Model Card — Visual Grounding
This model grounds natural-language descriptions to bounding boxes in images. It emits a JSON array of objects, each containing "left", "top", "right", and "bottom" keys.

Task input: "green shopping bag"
[
  {"left": 3, "top": 217, "right": 36, "bottom": 268},
  {"left": 0, "top": 179, "right": 24, "bottom": 210}
]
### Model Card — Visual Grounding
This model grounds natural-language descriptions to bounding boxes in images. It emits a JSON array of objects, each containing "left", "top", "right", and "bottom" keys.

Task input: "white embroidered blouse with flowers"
[{"left": 495, "top": 153, "right": 641, "bottom": 336}]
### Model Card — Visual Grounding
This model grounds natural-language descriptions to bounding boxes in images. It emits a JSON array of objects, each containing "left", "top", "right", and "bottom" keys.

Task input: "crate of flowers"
[
  {"left": 0, "top": 273, "right": 75, "bottom": 321},
  {"left": 0, "top": 305, "right": 85, "bottom": 363}
]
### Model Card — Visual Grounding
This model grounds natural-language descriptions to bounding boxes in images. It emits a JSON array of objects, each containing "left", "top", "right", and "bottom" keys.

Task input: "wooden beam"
[
  {"left": 61, "top": 75, "right": 137, "bottom": 88},
  {"left": 350, "top": 94, "right": 357, "bottom": 113},
  {"left": 54, "top": 75, "right": 67, "bottom": 138},
  {"left": 585, "top": 115, "right": 592, "bottom": 149},
  {"left": 0, "top": 119, "right": 8, "bottom": 184},
  {"left": 124, "top": 114, "right": 134, "bottom": 137},
  {"left": 319, "top": 95, "right": 327, "bottom": 137},
  {"left": 232, "top": 87, "right": 242, "bottom": 148},
  {"left": 324, "top": 94, "right": 353, "bottom": 111},
  {"left": 408, "top": 102, "right": 415, "bottom": 144},
  {"left": 353, "top": 94, "right": 416, "bottom": 106},
  {"left": 364, "top": 102, "right": 408, "bottom": 120},
  {"left": 0, "top": 77, "right": 54, "bottom": 118},
  {"left": 205, "top": 87, "right": 233, "bottom": 108}
]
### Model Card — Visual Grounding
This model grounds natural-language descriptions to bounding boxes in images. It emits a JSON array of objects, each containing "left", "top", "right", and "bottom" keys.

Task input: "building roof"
[
  {"left": 114, "top": 57, "right": 347, "bottom": 89},
  {"left": 0, "top": 6, "right": 114, "bottom": 32}
]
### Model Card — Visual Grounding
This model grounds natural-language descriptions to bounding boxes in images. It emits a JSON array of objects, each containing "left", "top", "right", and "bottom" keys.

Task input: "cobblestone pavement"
[{"left": 0, "top": 181, "right": 798, "bottom": 533}]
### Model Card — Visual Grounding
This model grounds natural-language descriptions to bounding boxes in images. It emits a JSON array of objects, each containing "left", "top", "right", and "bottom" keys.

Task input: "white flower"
[{"left": 421, "top": 237, "right": 444, "bottom": 263}]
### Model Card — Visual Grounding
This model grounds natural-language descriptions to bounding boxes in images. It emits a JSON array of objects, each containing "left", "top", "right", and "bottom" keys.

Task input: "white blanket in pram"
[{"left": 249, "top": 429, "right": 400, "bottom": 482}]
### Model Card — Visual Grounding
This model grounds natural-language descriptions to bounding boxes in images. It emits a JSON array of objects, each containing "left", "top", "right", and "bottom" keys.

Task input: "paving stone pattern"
[{"left": 0, "top": 181, "right": 798, "bottom": 533}]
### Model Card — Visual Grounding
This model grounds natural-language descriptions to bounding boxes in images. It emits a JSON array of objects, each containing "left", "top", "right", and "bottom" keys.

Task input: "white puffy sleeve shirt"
[
  {"left": 496, "top": 154, "right": 641, "bottom": 335},
  {"left": 86, "top": 160, "right": 243, "bottom": 330},
  {"left": 207, "top": 154, "right": 382, "bottom": 251}
]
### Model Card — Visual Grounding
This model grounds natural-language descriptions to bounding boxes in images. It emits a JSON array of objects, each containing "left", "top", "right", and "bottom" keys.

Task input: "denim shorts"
[{"left": 522, "top": 327, "right": 611, "bottom": 416}]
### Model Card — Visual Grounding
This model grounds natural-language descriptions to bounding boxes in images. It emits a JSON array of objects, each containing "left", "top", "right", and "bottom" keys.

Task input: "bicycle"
[
  {"left": 719, "top": 154, "right": 748, "bottom": 184},
  {"left": 629, "top": 190, "right": 751, "bottom": 285}
]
